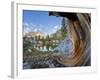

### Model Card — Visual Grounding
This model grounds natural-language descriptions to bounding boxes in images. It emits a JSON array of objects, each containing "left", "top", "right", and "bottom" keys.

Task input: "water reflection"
[{"left": 33, "top": 43, "right": 58, "bottom": 51}]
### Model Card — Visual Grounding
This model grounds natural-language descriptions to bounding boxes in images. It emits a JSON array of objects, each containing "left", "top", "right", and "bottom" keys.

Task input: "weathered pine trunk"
[{"left": 50, "top": 12, "right": 91, "bottom": 66}]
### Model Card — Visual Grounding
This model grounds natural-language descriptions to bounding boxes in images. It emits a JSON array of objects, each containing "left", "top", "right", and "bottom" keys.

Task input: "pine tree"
[{"left": 61, "top": 18, "right": 67, "bottom": 39}]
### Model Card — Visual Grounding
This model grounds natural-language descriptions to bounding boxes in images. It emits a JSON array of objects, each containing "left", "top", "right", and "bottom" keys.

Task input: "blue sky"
[{"left": 23, "top": 10, "right": 62, "bottom": 35}]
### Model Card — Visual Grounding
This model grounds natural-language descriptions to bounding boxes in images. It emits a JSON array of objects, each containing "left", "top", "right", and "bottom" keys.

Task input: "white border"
[{"left": 11, "top": 1, "right": 97, "bottom": 78}]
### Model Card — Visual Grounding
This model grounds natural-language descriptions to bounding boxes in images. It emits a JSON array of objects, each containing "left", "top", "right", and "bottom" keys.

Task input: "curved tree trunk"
[{"left": 50, "top": 12, "right": 91, "bottom": 66}]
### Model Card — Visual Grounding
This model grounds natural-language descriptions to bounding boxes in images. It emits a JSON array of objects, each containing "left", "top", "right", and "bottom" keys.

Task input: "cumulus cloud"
[
  {"left": 34, "top": 28, "right": 42, "bottom": 32},
  {"left": 52, "top": 25, "right": 60, "bottom": 33},
  {"left": 34, "top": 28, "right": 38, "bottom": 32},
  {"left": 30, "top": 23, "right": 36, "bottom": 27},
  {"left": 23, "top": 22, "right": 43, "bottom": 35},
  {"left": 23, "top": 22, "right": 34, "bottom": 34},
  {"left": 54, "top": 25, "right": 59, "bottom": 29},
  {"left": 24, "top": 22, "right": 29, "bottom": 27}
]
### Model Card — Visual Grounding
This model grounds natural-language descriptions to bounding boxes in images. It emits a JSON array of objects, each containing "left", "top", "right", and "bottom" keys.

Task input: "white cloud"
[
  {"left": 38, "top": 28, "right": 42, "bottom": 31},
  {"left": 24, "top": 27, "right": 30, "bottom": 34},
  {"left": 23, "top": 27, "right": 30, "bottom": 35},
  {"left": 52, "top": 25, "right": 60, "bottom": 33},
  {"left": 23, "top": 22, "right": 34, "bottom": 34},
  {"left": 30, "top": 23, "right": 35, "bottom": 27},
  {"left": 34, "top": 28, "right": 42, "bottom": 32},
  {"left": 23, "top": 22, "right": 43, "bottom": 35},
  {"left": 54, "top": 25, "right": 59, "bottom": 29},
  {"left": 34, "top": 28, "right": 38, "bottom": 32},
  {"left": 24, "top": 22, "right": 29, "bottom": 27}
]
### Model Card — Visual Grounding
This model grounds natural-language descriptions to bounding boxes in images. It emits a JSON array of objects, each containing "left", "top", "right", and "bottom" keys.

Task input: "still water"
[{"left": 33, "top": 44, "right": 58, "bottom": 51}]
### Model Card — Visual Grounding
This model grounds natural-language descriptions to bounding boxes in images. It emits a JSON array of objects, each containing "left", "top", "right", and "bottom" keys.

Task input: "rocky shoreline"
[{"left": 23, "top": 56, "right": 66, "bottom": 69}]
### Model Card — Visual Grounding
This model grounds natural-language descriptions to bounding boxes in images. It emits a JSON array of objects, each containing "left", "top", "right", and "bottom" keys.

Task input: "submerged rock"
[
  {"left": 23, "top": 58, "right": 67, "bottom": 69},
  {"left": 23, "top": 62, "right": 32, "bottom": 69}
]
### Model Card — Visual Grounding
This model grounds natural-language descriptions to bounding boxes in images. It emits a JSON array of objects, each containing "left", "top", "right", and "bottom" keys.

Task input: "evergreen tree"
[
  {"left": 46, "top": 35, "right": 50, "bottom": 41},
  {"left": 61, "top": 18, "right": 67, "bottom": 39}
]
